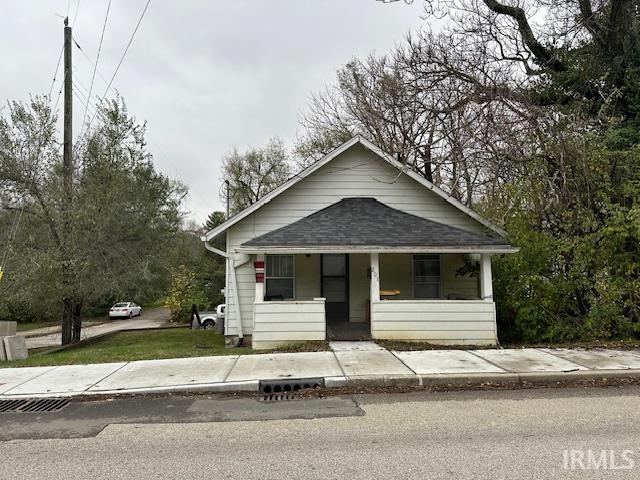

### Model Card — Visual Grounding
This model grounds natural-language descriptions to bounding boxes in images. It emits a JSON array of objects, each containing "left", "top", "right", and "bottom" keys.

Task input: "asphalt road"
[
  {"left": 1, "top": 386, "right": 640, "bottom": 479},
  {"left": 25, "top": 307, "right": 172, "bottom": 349}
]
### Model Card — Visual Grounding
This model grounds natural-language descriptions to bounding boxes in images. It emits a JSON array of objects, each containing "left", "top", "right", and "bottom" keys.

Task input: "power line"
[
  {"left": 73, "top": 36, "right": 111, "bottom": 88},
  {"left": 4, "top": 16, "right": 68, "bottom": 277},
  {"left": 72, "top": 68, "right": 92, "bottom": 97},
  {"left": 73, "top": 85, "right": 96, "bottom": 116},
  {"left": 87, "top": 0, "right": 152, "bottom": 131},
  {"left": 72, "top": 0, "right": 81, "bottom": 27},
  {"left": 2, "top": 16, "right": 75, "bottom": 280},
  {"left": 48, "top": 46, "right": 64, "bottom": 100},
  {"left": 53, "top": 67, "right": 69, "bottom": 112},
  {"left": 0, "top": 203, "right": 25, "bottom": 275},
  {"left": 73, "top": 92, "right": 98, "bottom": 128},
  {"left": 63, "top": 1, "right": 207, "bottom": 214},
  {"left": 81, "top": 0, "right": 111, "bottom": 137},
  {"left": 75, "top": 95, "right": 98, "bottom": 121}
]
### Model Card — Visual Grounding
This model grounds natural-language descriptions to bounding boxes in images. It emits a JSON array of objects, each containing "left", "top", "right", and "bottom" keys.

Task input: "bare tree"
[
  {"left": 297, "top": 29, "right": 538, "bottom": 208},
  {"left": 220, "top": 137, "right": 292, "bottom": 214}
]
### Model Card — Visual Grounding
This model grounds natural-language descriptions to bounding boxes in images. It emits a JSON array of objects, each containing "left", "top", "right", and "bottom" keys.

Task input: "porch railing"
[
  {"left": 370, "top": 299, "right": 497, "bottom": 345},
  {"left": 252, "top": 299, "right": 326, "bottom": 349}
]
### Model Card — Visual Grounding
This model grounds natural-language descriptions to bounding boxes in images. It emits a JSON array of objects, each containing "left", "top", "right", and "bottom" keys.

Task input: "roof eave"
[
  {"left": 235, "top": 245, "right": 519, "bottom": 254},
  {"left": 356, "top": 137, "right": 508, "bottom": 237},
  {"left": 202, "top": 136, "right": 509, "bottom": 242},
  {"left": 202, "top": 136, "right": 363, "bottom": 242}
]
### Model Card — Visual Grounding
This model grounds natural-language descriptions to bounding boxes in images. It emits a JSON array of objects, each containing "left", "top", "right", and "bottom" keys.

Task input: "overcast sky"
[{"left": 4, "top": 0, "right": 426, "bottom": 224}]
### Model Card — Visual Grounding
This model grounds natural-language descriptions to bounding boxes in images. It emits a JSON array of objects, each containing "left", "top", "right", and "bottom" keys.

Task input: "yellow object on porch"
[{"left": 380, "top": 289, "right": 400, "bottom": 296}]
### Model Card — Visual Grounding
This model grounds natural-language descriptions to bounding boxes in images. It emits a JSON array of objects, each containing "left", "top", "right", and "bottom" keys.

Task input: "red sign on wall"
[{"left": 254, "top": 261, "right": 265, "bottom": 283}]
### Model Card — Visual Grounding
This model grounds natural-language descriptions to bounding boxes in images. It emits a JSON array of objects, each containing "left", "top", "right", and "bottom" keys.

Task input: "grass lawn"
[
  {"left": 2, "top": 328, "right": 330, "bottom": 368},
  {"left": 4, "top": 328, "right": 253, "bottom": 368}
]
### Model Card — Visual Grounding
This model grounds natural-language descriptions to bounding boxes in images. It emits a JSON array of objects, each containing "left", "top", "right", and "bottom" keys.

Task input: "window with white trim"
[
  {"left": 265, "top": 255, "right": 295, "bottom": 300},
  {"left": 413, "top": 254, "right": 441, "bottom": 299}
]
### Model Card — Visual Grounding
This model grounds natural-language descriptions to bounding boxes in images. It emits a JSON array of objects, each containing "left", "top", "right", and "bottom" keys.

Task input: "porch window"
[
  {"left": 265, "top": 254, "right": 294, "bottom": 300},
  {"left": 413, "top": 254, "right": 441, "bottom": 299}
]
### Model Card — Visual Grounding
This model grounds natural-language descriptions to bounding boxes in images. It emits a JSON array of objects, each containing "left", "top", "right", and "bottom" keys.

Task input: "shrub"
[{"left": 164, "top": 265, "right": 209, "bottom": 322}]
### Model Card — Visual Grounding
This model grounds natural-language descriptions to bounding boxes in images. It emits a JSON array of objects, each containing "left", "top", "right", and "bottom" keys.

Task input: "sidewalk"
[{"left": 1, "top": 342, "right": 640, "bottom": 398}]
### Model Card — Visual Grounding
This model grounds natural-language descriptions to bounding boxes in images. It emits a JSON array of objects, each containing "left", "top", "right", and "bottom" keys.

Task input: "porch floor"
[{"left": 326, "top": 321, "right": 371, "bottom": 341}]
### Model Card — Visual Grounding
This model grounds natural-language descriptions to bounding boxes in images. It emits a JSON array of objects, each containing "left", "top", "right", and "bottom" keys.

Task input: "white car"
[{"left": 109, "top": 302, "right": 142, "bottom": 319}]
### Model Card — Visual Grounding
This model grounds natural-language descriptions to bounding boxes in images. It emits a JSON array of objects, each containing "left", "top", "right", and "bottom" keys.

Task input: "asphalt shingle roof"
[{"left": 241, "top": 198, "right": 511, "bottom": 248}]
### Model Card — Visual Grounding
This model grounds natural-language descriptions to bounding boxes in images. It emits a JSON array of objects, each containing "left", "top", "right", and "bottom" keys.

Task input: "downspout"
[{"left": 203, "top": 241, "right": 244, "bottom": 347}]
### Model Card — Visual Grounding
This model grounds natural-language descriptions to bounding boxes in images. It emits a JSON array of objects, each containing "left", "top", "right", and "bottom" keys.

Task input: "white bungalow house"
[{"left": 202, "top": 136, "right": 517, "bottom": 349}]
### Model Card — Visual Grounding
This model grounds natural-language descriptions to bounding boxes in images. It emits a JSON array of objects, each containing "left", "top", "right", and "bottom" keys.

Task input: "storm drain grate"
[
  {"left": 0, "top": 398, "right": 70, "bottom": 413},
  {"left": 258, "top": 378, "right": 324, "bottom": 402}
]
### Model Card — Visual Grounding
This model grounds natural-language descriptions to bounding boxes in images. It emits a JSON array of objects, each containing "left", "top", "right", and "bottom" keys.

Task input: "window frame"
[
  {"left": 265, "top": 254, "right": 296, "bottom": 300},
  {"left": 412, "top": 254, "right": 442, "bottom": 300}
]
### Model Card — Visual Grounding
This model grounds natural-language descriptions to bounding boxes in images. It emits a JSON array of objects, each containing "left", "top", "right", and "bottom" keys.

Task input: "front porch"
[
  {"left": 219, "top": 197, "right": 517, "bottom": 349},
  {"left": 249, "top": 251, "right": 497, "bottom": 349}
]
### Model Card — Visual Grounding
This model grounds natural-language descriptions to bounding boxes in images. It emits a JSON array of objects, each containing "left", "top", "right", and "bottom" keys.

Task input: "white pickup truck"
[{"left": 199, "top": 304, "right": 225, "bottom": 331}]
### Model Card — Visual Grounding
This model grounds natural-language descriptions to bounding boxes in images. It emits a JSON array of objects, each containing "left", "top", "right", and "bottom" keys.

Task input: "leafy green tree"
[
  {"left": 205, "top": 211, "right": 226, "bottom": 231},
  {"left": 165, "top": 229, "right": 225, "bottom": 312},
  {"left": 0, "top": 96, "right": 186, "bottom": 343},
  {"left": 164, "top": 264, "right": 209, "bottom": 322}
]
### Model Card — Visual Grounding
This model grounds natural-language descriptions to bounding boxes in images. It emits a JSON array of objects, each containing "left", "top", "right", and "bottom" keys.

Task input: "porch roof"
[{"left": 239, "top": 198, "right": 517, "bottom": 254}]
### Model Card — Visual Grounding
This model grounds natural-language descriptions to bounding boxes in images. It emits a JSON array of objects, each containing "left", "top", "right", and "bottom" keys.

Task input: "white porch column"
[
  {"left": 370, "top": 252, "right": 380, "bottom": 302},
  {"left": 479, "top": 253, "right": 493, "bottom": 302},
  {"left": 254, "top": 253, "right": 265, "bottom": 303}
]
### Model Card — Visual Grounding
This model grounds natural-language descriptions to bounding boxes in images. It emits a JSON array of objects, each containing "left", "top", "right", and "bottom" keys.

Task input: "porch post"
[
  {"left": 255, "top": 253, "right": 265, "bottom": 303},
  {"left": 479, "top": 253, "right": 493, "bottom": 302},
  {"left": 370, "top": 252, "right": 380, "bottom": 303}
]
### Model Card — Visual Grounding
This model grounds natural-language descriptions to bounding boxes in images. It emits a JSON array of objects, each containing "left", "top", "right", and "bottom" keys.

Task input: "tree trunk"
[{"left": 61, "top": 297, "right": 82, "bottom": 345}]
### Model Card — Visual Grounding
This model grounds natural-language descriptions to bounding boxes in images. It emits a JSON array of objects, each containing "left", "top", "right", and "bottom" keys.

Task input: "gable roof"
[
  {"left": 202, "top": 136, "right": 507, "bottom": 242},
  {"left": 241, "top": 198, "right": 514, "bottom": 253}
]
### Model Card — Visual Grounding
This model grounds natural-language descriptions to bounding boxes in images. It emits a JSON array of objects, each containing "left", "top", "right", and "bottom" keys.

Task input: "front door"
[{"left": 321, "top": 254, "right": 349, "bottom": 323}]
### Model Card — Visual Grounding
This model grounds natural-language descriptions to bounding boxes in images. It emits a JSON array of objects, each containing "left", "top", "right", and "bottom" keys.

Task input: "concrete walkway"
[{"left": 1, "top": 342, "right": 640, "bottom": 398}]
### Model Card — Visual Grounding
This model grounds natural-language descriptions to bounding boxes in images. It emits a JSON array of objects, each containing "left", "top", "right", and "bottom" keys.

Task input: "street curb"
[
  {"left": 338, "top": 369, "right": 640, "bottom": 390},
  {"left": 0, "top": 380, "right": 260, "bottom": 400},
  {"left": 2, "top": 369, "right": 640, "bottom": 400},
  {"left": 517, "top": 369, "right": 640, "bottom": 384},
  {"left": 419, "top": 372, "right": 521, "bottom": 386}
]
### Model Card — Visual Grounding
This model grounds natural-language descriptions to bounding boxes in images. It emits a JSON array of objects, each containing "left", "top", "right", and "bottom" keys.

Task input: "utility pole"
[
  {"left": 225, "top": 179, "right": 230, "bottom": 219},
  {"left": 61, "top": 16, "right": 78, "bottom": 345},
  {"left": 63, "top": 17, "right": 72, "bottom": 190}
]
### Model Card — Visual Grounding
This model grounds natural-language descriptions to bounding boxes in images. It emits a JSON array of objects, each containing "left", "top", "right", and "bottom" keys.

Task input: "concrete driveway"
[{"left": 24, "top": 307, "right": 172, "bottom": 349}]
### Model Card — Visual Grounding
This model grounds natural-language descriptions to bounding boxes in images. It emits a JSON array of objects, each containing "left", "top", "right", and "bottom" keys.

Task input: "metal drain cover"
[
  {"left": 258, "top": 378, "right": 325, "bottom": 402},
  {"left": 0, "top": 398, "right": 70, "bottom": 413},
  {"left": 261, "top": 393, "right": 299, "bottom": 402}
]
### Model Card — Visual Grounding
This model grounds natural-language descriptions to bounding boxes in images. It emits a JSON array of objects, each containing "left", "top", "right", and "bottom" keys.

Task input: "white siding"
[
  {"left": 225, "top": 144, "right": 493, "bottom": 336},
  {"left": 371, "top": 300, "right": 497, "bottom": 345},
  {"left": 252, "top": 300, "right": 326, "bottom": 349}
]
